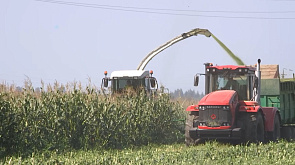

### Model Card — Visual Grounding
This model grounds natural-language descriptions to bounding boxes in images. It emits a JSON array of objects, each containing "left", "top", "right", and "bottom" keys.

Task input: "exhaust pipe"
[{"left": 254, "top": 59, "right": 261, "bottom": 104}]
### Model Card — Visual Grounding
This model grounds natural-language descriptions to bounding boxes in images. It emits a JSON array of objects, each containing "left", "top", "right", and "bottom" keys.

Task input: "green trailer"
[
  {"left": 259, "top": 64, "right": 295, "bottom": 140},
  {"left": 261, "top": 78, "right": 295, "bottom": 125}
]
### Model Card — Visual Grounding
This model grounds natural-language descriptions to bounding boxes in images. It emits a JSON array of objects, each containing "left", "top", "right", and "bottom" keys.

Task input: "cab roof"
[
  {"left": 207, "top": 65, "right": 256, "bottom": 71},
  {"left": 110, "top": 70, "right": 149, "bottom": 79}
]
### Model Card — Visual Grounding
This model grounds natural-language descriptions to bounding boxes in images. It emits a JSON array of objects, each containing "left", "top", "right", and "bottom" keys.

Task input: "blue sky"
[{"left": 1, "top": 0, "right": 295, "bottom": 92}]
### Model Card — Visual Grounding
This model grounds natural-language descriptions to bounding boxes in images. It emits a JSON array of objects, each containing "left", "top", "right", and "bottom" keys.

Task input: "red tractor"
[{"left": 186, "top": 59, "right": 285, "bottom": 144}]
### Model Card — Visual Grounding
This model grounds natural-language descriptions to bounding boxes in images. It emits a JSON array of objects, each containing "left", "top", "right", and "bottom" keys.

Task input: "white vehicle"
[
  {"left": 101, "top": 28, "right": 211, "bottom": 94},
  {"left": 102, "top": 70, "right": 157, "bottom": 94}
]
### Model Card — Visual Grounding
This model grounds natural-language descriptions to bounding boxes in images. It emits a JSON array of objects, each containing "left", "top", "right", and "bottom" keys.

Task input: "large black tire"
[
  {"left": 244, "top": 112, "right": 265, "bottom": 143},
  {"left": 185, "top": 113, "right": 198, "bottom": 146},
  {"left": 267, "top": 113, "right": 281, "bottom": 142}
]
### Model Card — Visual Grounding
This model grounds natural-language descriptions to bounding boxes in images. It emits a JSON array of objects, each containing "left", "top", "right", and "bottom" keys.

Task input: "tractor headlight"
[
  {"left": 199, "top": 106, "right": 206, "bottom": 111},
  {"left": 222, "top": 105, "right": 230, "bottom": 110},
  {"left": 199, "top": 122, "right": 207, "bottom": 126}
]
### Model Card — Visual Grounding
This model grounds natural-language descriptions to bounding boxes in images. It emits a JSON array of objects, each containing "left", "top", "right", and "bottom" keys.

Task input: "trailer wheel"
[
  {"left": 244, "top": 112, "right": 265, "bottom": 143},
  {"left": 268, "top": 113, "right": 280, "bottom": 142},
  {"left": 185, "top": 113, "right": 198, "bottom": 146}
]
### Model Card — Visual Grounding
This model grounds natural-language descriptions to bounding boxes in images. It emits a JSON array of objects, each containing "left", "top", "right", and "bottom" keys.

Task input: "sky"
[{"left": 1, "top": 0, "right": 295, "bottom": 93}]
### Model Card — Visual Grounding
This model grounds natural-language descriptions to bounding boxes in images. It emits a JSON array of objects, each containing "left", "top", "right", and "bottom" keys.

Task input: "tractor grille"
[{"left": 198, "top": 106, "right": 232, "bottom": 127}]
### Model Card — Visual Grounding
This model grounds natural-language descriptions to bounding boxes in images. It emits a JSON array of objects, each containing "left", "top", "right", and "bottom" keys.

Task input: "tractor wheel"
[
  {"left": 267, "top": 113, "right": 281, "bottom": 142},
  {"left": 185, "top": 113, "right": 198, "bottom": 146},
  {"left": 244, "top": 112, "right": 265, "bottom": 143}
]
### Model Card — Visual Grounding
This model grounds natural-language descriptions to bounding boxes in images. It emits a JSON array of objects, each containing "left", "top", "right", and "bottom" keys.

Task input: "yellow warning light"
[
  {"left": 209, "top": 63, "right": 213, "bottom": 66},
  {"left": 104, "top": 71, "right": 108, "bottom": 76}
]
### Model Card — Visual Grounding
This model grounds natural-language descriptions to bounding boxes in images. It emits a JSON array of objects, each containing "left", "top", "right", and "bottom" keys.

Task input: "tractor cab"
[
  {"left": 195, "top": 63, "right": 257, "bottom": 101},
  {"left": 101, "top": 70, "right": 158, "bottom": 94}
]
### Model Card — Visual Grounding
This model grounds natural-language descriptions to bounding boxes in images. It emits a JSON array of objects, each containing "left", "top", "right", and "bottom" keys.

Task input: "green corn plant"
[{"left": 0, "top": 80, "right": 184, "bottom": 157}]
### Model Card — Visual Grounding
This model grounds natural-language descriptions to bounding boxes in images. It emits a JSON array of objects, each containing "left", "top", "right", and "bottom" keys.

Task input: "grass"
[{"left": 2, "top": 140, "right": 295, "bottom": 164}]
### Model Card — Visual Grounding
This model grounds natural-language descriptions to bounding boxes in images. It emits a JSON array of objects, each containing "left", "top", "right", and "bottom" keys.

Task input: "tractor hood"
[{"left": 199, "top": 90, "right": 237, "bottom": 106}]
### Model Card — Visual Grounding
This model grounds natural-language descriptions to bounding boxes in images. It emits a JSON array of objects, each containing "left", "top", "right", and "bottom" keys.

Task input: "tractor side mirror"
[
  {"left": 102, "top": 78, "right": 109, "bottom": 87},
  {"left": 194, "top": 75, "right": 199, "bottom": 86},
  {"left": 150, "top": 78, "right": 157, "bottom": 88}
]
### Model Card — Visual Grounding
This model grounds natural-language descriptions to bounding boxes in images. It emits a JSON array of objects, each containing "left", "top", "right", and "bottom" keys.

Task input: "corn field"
[
  {"left": 2, "top": 81, "right": 295, "bottom": 164},
  {"left": 0, "top": 81, "right": 184, "bottom": 157}
]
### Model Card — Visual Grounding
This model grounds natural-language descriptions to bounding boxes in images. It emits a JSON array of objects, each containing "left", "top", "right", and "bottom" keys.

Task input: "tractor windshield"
[
  {"left": 210, "top": 72, "right": 251, "bottom": 100},
  {"left": 112, "top": 78, "right": 146, "bottom": 93}
]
